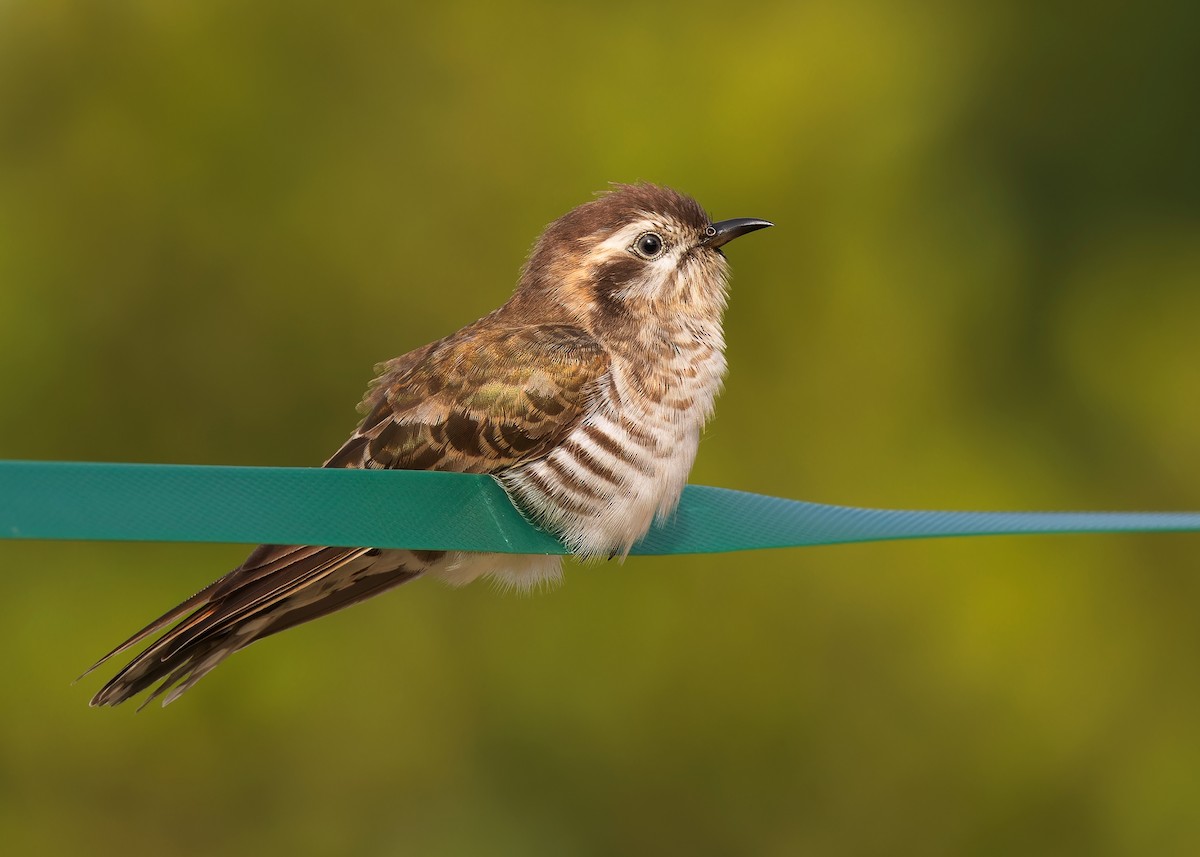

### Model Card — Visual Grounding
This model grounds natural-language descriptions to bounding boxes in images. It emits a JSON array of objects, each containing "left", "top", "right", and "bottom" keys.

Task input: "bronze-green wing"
[
  {"left": 326, "top": 322, "right": 610, "bottom": 473},
  {"left": 86, "top": 322, "right": 609, "bottom": 706}
]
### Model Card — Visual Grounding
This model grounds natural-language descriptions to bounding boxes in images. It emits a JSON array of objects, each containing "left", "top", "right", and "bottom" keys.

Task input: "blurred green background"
[{"left": 2, "top": 0, "right": 1199, "bottom": 854}]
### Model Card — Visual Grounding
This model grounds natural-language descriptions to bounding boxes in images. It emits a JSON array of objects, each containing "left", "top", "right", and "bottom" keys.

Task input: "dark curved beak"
[{"left": 703, "top": 217, "right": 773, "bottom": 249}]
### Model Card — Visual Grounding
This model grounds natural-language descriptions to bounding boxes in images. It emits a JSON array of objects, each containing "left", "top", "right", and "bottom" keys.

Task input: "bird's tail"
[{"left": 83, "top": 544, "right": 423, "bottom": 708}]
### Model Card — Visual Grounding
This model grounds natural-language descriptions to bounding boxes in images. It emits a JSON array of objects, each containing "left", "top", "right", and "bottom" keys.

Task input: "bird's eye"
[{"left": 633, "top": 232, "right": 665, "bottom": 259}]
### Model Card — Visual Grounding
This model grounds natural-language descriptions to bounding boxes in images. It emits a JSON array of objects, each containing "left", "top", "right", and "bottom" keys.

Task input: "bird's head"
[{"left": 514, "top": 183, "right": 771, "bottom": 336}]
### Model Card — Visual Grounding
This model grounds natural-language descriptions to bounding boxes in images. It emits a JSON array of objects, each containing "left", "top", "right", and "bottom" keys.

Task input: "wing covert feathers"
[
  {"left": 326, "top": 323, "right": 609, "bottom": 472},
  {"left": 89, "top": 323, "right": 609, "bottom": 707}
]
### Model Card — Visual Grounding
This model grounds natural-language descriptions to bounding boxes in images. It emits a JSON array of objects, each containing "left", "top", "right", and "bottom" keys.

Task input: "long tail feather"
[{"left": 87, "top": 545, "right": 426, "bottom": 707}]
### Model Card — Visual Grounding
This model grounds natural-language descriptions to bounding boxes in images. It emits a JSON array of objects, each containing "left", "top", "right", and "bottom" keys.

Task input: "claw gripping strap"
[{"left": 2, "top": 461, "right": 1198, "bottom": 554}]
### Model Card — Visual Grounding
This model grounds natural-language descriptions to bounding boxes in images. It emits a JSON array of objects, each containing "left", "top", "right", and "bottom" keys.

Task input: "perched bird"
[{"left": 85, "top": 183, "right": 771, "bottom": 708}]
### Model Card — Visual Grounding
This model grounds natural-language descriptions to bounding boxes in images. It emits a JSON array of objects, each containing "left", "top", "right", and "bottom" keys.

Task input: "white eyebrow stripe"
[{"left": 597, "top": 222, "right": 653, "bottom": 253}]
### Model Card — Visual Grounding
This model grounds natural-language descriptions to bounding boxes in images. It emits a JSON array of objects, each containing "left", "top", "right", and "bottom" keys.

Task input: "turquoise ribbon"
[{"left": 2, "top": 460, "right": 1198, "bottom": 554}]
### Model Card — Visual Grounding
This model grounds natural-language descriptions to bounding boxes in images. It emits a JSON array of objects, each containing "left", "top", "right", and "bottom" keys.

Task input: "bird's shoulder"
[{"left": 326, "top": 320, "right": 610, "bottom": 472}]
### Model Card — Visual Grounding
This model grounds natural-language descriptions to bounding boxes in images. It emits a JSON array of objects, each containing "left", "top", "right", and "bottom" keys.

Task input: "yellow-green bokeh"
[{"left": 2, "top": 1, "right": 1199, "bottom": 854}]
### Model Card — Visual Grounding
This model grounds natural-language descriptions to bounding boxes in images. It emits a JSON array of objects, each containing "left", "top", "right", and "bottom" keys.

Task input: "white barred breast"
[{"left": 499, "top": 332, "right": 727, "bottom": 561}]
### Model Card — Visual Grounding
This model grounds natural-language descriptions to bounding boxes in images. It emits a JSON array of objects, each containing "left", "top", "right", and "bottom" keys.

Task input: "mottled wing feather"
[
  {"left": 89, "top": 323, "right": 610, "bottom": 707},
  {"left": 326, "top": 323, "right": 610, "bottom": 473}
]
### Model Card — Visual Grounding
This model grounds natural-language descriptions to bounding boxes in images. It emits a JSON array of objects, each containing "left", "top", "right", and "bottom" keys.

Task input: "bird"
[{"left": 84, "top": 183, "right": 771, "bottom": 708}]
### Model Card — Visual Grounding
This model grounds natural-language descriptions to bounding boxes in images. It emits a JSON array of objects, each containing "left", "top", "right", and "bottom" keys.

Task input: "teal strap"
[{"left": 2, "top": 460, "right": 1198, "bottom": 555}]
